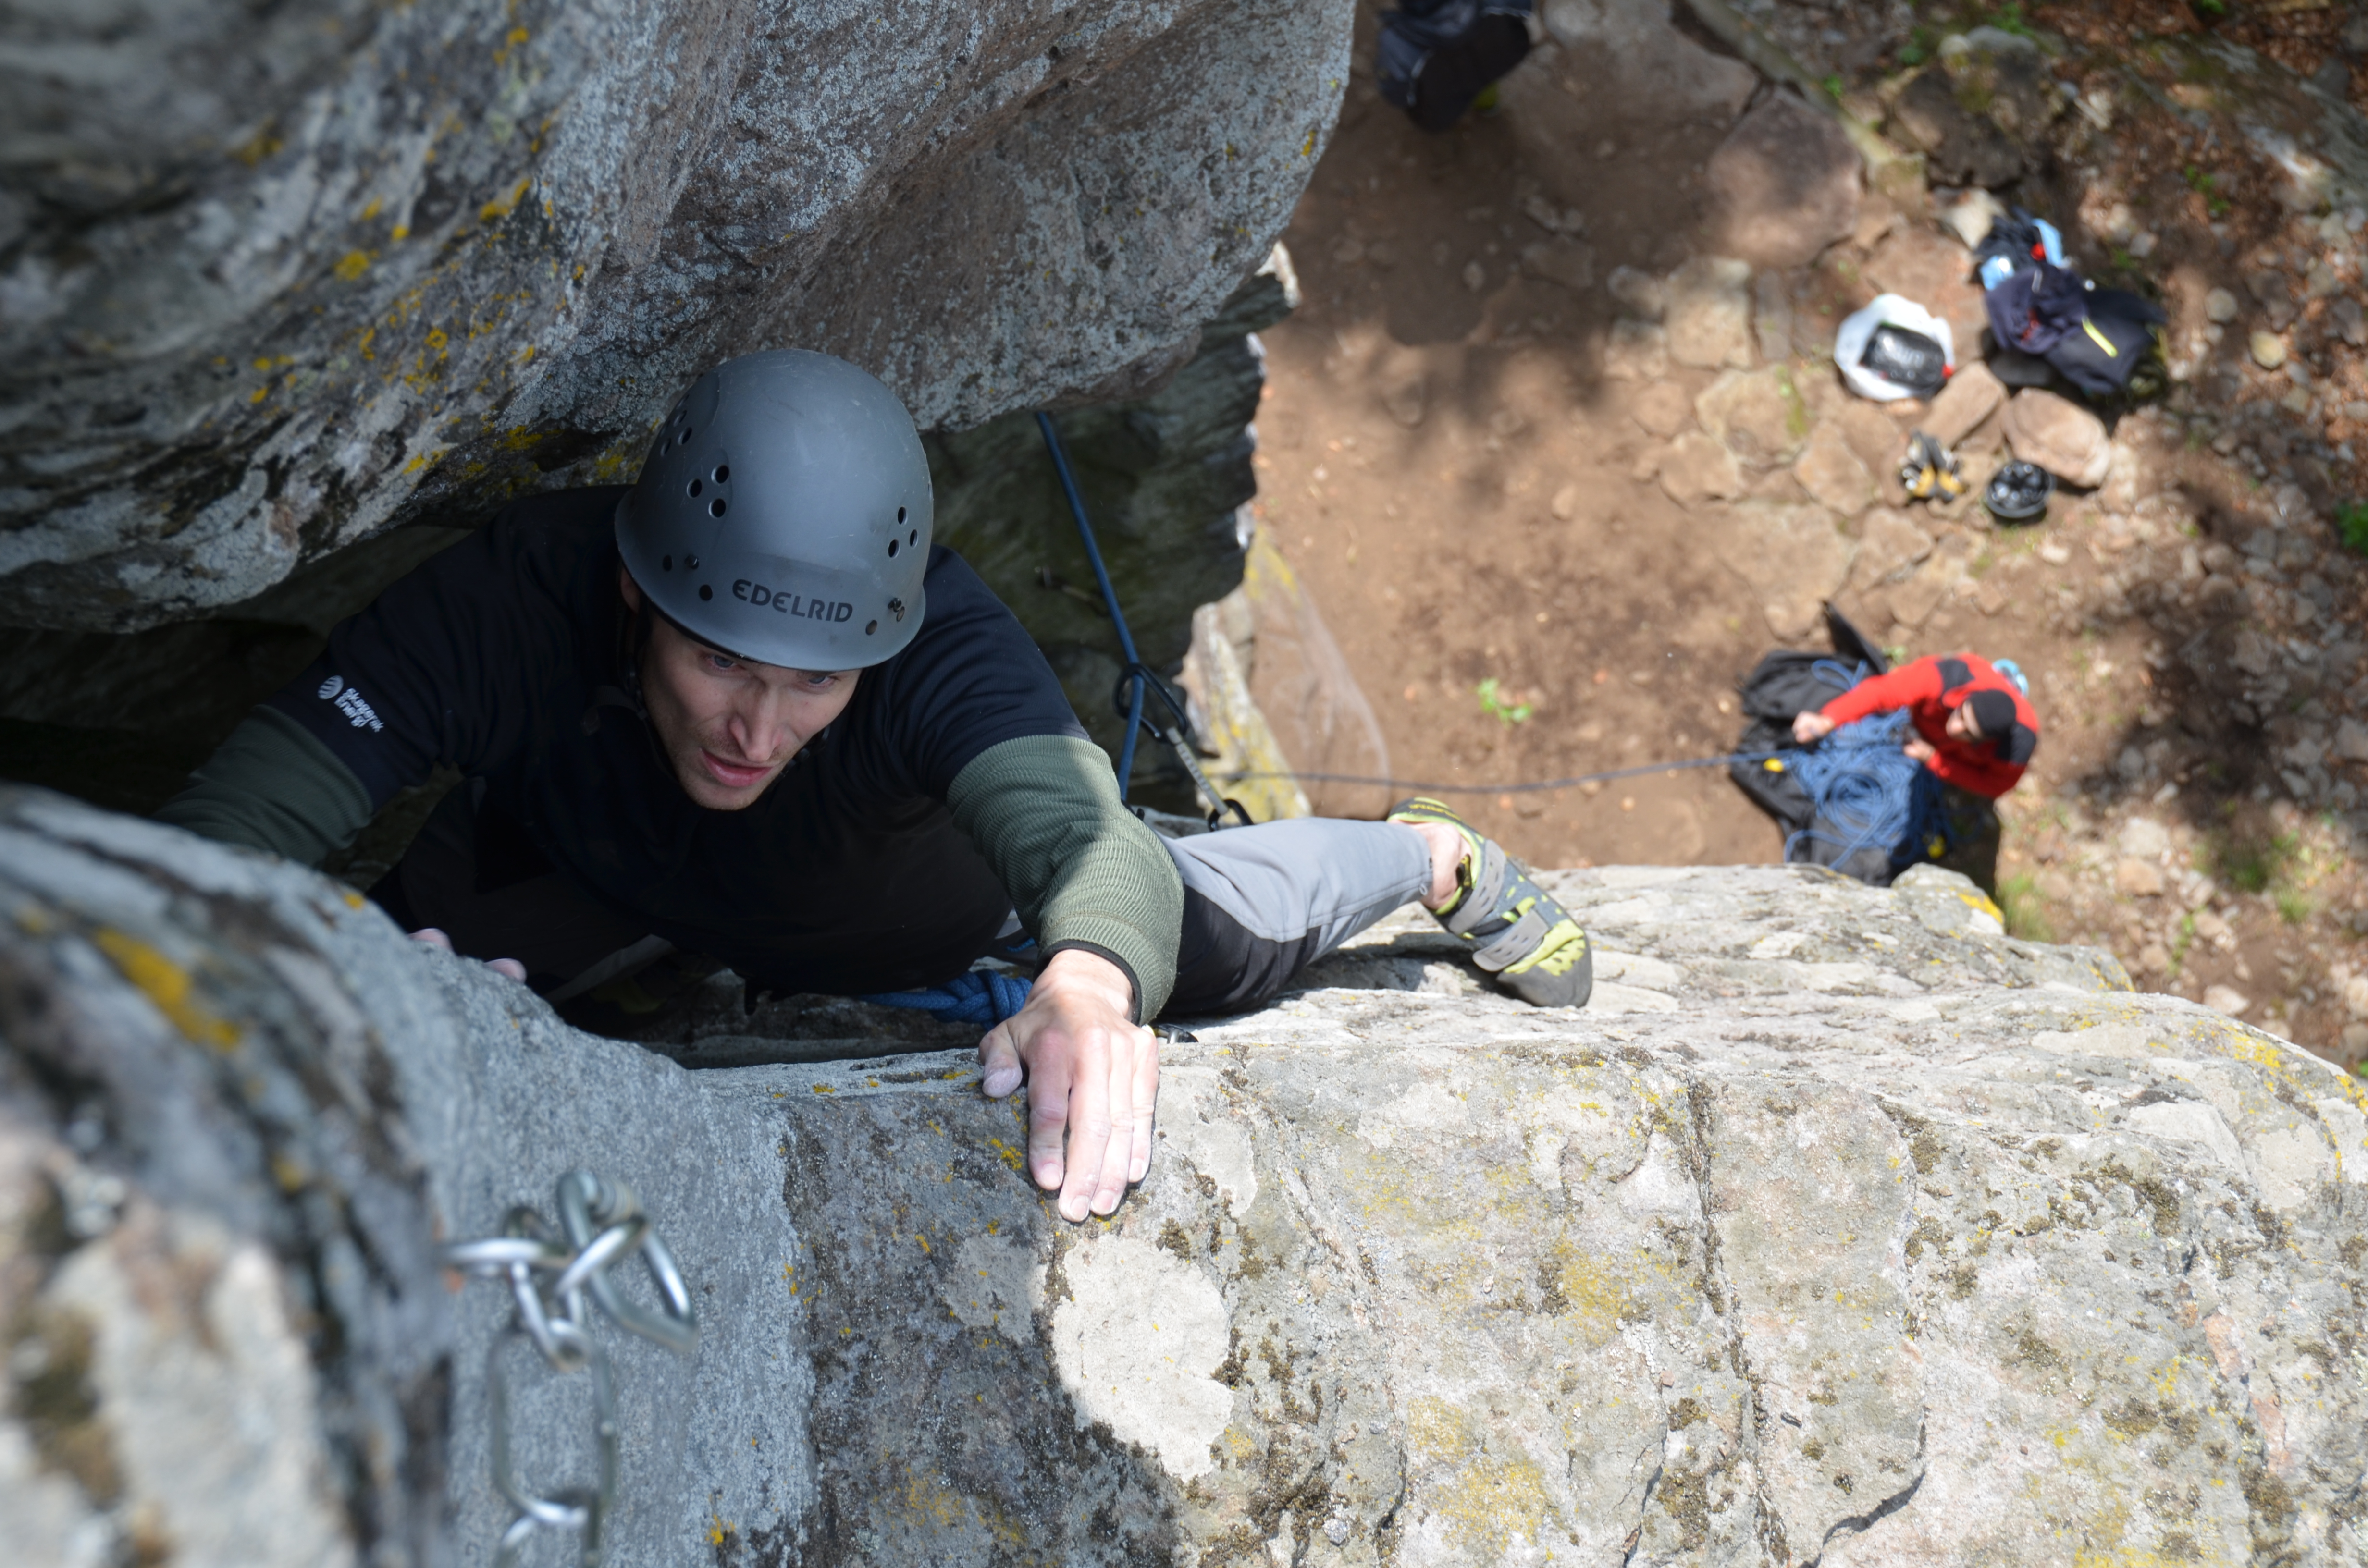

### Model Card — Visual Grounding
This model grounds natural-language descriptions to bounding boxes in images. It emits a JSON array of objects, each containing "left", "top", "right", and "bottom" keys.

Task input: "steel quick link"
[{"left": 444, "top": 1171, "right": 699, "bottom": 1568}]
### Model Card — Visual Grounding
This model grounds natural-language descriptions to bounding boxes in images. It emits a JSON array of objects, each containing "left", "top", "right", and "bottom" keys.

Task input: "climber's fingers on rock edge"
[{"left": 407, "top": 927, "right": 527, "bottom": 984}]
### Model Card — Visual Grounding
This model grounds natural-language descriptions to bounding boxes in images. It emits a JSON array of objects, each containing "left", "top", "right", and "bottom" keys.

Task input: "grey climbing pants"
[
  {"left": 1164, "top": 816, "right": 1434, "bottom": 1015},
  {"left": 373, "top": 779, "right": 1436, "bottom": 1019}
]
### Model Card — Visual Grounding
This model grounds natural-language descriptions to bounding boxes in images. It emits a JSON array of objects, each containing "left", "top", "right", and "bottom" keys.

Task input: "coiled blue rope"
[
  {"left": 862, "top": 969, "right": 1033, "bottom": 1026},
  {"left": 1780, "top": 710, "right": 1946, "bottom": 870}
]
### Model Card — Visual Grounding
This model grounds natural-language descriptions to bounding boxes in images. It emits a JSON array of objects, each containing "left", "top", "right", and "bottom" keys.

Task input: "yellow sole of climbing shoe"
[{"left": 1497, "top": 918, "right": 1592, "bottom": 1009}]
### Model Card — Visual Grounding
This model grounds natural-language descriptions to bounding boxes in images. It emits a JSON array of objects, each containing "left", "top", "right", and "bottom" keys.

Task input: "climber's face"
[
  {"left": 1945, "top": 702, "right": 1985, "bottom": 744},
  {"left": 620, "top": 566, "right": 859, "bottom": 810}
]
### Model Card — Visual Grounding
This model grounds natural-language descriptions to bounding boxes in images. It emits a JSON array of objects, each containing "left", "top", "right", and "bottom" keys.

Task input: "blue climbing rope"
[
  {"left": 1033, "top": 411, "right": 1249, "bottom": 826},
  {"left": 1772, "top": 658, "right": 1950, "bottom": 871},
  {"left": 863, "top": 968, "right": 1033, "bottom": 1026},
  {"left": 1036, "top": 412, "right": 1155, "bottom": 793}
]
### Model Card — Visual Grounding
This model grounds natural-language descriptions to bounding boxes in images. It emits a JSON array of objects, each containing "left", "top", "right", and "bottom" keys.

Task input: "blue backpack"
[{"left": 1376, "top": 0, "right": 1534, "bottom": 132}]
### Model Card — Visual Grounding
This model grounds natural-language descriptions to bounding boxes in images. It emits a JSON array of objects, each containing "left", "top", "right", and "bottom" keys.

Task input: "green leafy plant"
[
  {"left": 2337, "top": 500, "right": 2368, "bottom": 556},
  {"left": 2191, "top": 0, "right": 2226, "bottom": 19},
  {"left": 2277, "top": 886, "right": 2316, "bottom": 925},
  {"left": 1821, "top": 74, "right": 1845, "bottom": 104},
  {"left": 1997, "top": 870, "right": 2056, "bottom": 943},
  {"left": 1989, "top": 3, "right": 2035, "bottom": 38},
  {"left": 2212, "top": 826, "right": 2302, "bottom": 903},
  {"left": 2182, "top": 164, "right": 2231, "bottom": 218},
  {"left": 1475, "top": 678, "right": 1532, "bottom": 726}
]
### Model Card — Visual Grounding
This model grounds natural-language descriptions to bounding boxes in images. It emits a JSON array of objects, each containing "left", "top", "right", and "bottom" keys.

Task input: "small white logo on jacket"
[{"left": 317, "top": 673, "right": 383, "bottom": 732}]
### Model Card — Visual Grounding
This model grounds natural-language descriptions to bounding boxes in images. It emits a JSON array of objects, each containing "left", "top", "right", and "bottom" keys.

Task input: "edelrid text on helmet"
[{"left": 615, "top": 350, "right": 933, "bottom": 669}]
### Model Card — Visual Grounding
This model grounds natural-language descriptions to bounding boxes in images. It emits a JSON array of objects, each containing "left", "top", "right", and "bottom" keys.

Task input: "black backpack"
[
  {"left": 2041, "top": 287, "right": 2165, "bottom": 398},
  {"left": 1376, "top": 0, "right": 1533, "bottom": 132},
  {"left": 1726, "top": 606, "right": 1939, "bottom": 886},
  {"left": 1983, "top": 258, "right": 2092, "bottom": 356}
]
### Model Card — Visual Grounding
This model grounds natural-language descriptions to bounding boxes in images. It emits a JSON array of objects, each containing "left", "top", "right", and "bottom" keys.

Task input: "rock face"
[
  {"left": 0, "top": 0, "right": 1351, "bottom": 632},
  {"left": 1921, "top": 359, "right": 2005, "bottom": 448},
  {"left": 2003, "top": 388, "right": 2113, "bottom": 488},
  {"left": 0, "top": 260, "right": 1299, "bottom": 821},
  {"left": 1714, "top": 498, "right": 1850, "bottom": 639},
  {"left": 1534, "top": 0, "right": 1755, "bottom": 129},
  {"left": 1884, "top": 25, "right": 2064, "bottom": 192},
  {"left": 928, "top": 255, "right": 1297, "bottom": 791},
  {"left": 10, "top": 787, "right": 2368, "bottom": 1566},
  {"left": 1665, "top": 257, "right": 1757, "bottom": 372},
  {"left": 1704, "top": 93, "right": 1862, "bottom": 268}
]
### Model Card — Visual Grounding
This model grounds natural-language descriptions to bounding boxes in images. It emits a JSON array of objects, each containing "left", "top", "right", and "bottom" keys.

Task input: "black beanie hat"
[{"left": 1966, "top": 689, "right": 2018, "bottom": 742}]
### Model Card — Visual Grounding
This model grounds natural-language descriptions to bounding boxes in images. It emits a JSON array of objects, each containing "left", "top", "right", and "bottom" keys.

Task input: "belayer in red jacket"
[{"left": 1790, "top": 652, "right": 2040, "bottom": 798}]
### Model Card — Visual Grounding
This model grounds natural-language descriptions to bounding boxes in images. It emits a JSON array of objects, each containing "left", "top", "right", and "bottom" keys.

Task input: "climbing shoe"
[
  {"left": 1899, "top": 431, "right": 1966, "bottom": 503},
  {"left": 1387, "top": 798, "right": 1592, "bottom": 1008}
]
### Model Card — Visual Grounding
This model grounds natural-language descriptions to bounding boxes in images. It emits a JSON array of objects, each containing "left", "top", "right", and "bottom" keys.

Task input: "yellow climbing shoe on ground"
[{"left": 1387, "top": 797, "right": 1593, "bottom": 1008}]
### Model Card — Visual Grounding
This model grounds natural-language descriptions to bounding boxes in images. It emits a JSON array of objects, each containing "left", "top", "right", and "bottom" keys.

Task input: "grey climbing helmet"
[{"left": 615, "top": 349, "right": 932, "bottom": 669}]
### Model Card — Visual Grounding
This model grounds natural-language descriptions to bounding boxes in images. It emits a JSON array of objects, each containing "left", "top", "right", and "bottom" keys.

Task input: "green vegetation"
[
  {"left": 1984, "top": 4, "right": 2036, "bottom": 38},
  {"left": 2336, "top": 500, "right": 2368, "bottom": 556},
  {"left": 2182, "top": 165, "right": 2231, "bottom": 218},
  {"left": 2191, "top": 0, "right": 2226, "bottom": 18},
  {"left": 2206, "top": 821, "right": 2337, "bottom": 928},
  {"left": 1821, "top": 74, "right": 1845, "bottom": 104},
  {"left": 1998, "top": 871, "right": 2055, "bottom": 943},
  {"left": 2168, "top": 912, "right": 2196, "bottom": 977},
  {"left": 2212, "top": 827, "right": 2298, "bottom": 894},
  {"left": 1476, "top": 678, "right": 1532, "bottom": 726},
  {"left": 1776, "top": 367, "right": 1808, "bottom": 441}
]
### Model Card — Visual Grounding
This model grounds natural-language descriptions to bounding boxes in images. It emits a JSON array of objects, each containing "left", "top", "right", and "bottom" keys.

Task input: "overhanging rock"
[
  {"left": 4, "top": 786, "right": 2366, "bottom": 1565},
  {"left": 0, "top": 0, "right": 1351, "bottom": 631}
]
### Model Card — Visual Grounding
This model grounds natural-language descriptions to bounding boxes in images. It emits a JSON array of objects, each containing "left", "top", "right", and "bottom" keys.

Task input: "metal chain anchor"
[{"left": 444, "top": 1170, "right": 700, "bottom": 1568}]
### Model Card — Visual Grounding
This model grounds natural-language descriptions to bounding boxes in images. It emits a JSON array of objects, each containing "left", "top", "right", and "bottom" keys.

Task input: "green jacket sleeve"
[
  {"left": 154, "top": 706, "right": 375, "bottom": 868},
  {"left": 947, "top": 734, "right": 1183, "bottom": 1022}
]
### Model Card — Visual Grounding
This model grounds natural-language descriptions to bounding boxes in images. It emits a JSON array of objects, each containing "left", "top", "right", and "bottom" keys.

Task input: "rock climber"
[
  {"left": 1790, "top": 650, "right": 2040, "bottom": 888},
  {"left": 156, "top": 350, "right": 1593, "bottom": 1225}
]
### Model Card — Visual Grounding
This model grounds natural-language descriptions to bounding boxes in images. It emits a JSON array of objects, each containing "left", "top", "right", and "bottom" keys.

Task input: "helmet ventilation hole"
[
  {"left": 688, "top": 478, "right": 703, "bottom": 498},
  {"left": 908, "top": 528, "right": 918, "bottom": 546},
  {"left": 713, "top": 465, "right": 730, "bottom": 482},
  {"left": 887, "top": 539, "right": 898, "bottom": 558},
  {"left": 699, "top": 585, "right": 713, "bottom": 600},
  {"left": 896, "top": 506, "right": 907, "bottom": 525},
  {"left": 661, "top": 554, "right": 673, "bottom": 571},
  {"left": 685, "top": 554, "right": 699, "bottom": 569},
  {"left": 865, "top": 620, "right": 878, "bottom": 635},
  {"left": 709, "top": 498, "right": 727, "bottom": 517},
  {"left": 677, "top": 427, "right": 693, "bottom": 445}
]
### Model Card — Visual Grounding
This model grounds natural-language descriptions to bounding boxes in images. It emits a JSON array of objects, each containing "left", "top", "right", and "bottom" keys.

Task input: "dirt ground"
[{"left": 1250, "top": 2, "right": 2368, "bottom": 1064}]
